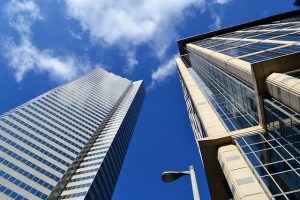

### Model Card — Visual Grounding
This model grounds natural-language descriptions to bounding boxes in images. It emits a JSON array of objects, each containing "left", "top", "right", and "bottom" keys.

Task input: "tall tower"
[
  {"left": 176, "top": 10, "right": 300, "bottom": 200},
  {"left": 0, "top": 68, "right": 145, "bottom": 200}
]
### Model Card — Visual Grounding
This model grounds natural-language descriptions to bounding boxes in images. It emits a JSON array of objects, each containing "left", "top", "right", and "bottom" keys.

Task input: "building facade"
[
  {"left": 177, "top": 10, "right": 300, "bottom": 200},
  {"left": 0, "top": 68, "right": 145, "bottom": 200}
]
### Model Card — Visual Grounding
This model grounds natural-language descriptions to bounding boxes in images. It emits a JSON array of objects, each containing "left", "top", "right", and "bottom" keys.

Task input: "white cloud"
[
  {"left": 3, "top": 0, "right": 91, "bottom": 82},
  {"left": 4, "top": 37, "right": 91, "bottom": 82},
  {"left": 209, "top": 0, "right": 233, "bottom": 30},
  {"left": 65, "top": 0, "right": 204, "bottom": 45},
  {"left": 69, "top": 30, "right": 83, "bottom": 40},
  {"left": 209, "top": 9, "right": 222, "bottom": 30},
  {"left": 125, "top": 51, "right": 138, "bottom": 74},
  {"left": 213, "top": 0, "right": 232, "bottom": 5},
  {"left": 5, "top": 0, "right": 43, "bottom": 35},
  {"left": 64, "top": 0, "right": 205, "bottom": 66},
  {"left": 148, "top": 54, "right": 178, "bottom": 90}
]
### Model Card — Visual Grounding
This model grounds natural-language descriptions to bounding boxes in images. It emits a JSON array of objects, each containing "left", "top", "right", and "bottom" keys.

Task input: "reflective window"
[
  {"left": 241, "top": 45, "right": 300, "bottom": 63},
  {"left": 273, "top": 32, "right": 300, "bottom": 42},
  {"left": 209, "top": 41, "right": 250, "bottom": 51},
  {"left": 0, "top": 184, "right": 27, "bottom": 200},
  {"left": 221, "top": 42, "right": 282, "bottom": 58},
  {"left": 181, "top": 49, "right": 259, "bottom": 131},
  {"left": 194, "top": 38, "right": 224, "bottom": 48},
  {"left": 235, "top": 99, "right": 300, "bottom": 199},
  {"left": 193, "top": 20, "right": 300, "bottom": 65},
  {"left": 249, "top": 31, "right": 293, "bottom": 40}
]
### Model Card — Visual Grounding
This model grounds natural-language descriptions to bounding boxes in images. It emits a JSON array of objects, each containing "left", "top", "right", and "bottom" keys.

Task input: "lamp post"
[{"left": 161, "top": 166, "right": 200, "bottom": 200}]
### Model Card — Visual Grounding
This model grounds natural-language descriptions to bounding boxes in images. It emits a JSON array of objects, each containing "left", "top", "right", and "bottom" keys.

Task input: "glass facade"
[
  {"left": 181, "top": 50, "right": 258, "bottom": 132},
  {"left": 235, "top": 99, "right": 300, "bottom": 199},
  {"left": 178, "top": 11, "right": 300, "bottom": 200},
  {"left": 60, "top": 81, "right": 145, "bottom": 200},
  {"left": 0, "top": 68, "right": 145, "bottom": 200},
  {"left": 194, "top": 19, "right": 300, "bottom": 63}
]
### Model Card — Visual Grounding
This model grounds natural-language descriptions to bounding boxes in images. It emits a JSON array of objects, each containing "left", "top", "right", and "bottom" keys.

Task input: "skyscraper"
[
  {"left": 0, "top": 68, "right": 145, "bottom": 200},
  {"left": 176, "top": 10, "right": 300, "bottom": 200}
]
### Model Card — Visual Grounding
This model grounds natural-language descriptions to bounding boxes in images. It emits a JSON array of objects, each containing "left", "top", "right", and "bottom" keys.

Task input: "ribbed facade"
[
  {"left": 177, "top": 11, "right": 300, "bottom": 200},
  {"left": 0, "top": 68, "right": 145, "bottom": 200}
]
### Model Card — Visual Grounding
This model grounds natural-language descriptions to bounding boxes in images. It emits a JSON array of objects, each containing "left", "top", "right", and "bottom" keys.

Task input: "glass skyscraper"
[
  {"left": 176, "top": 10, "right": 300, "bottom": 199},
  {"left": 0, "top": 68, "right": 145, "bottom": 200}
]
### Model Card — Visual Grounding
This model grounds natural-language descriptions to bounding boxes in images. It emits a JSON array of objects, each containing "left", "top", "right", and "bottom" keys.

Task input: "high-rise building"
[
  {"left": 176, "top": 10, "right": 300, "bottom": 200},
  {"left": 0, "top": 68, "right": 145, "bottom": 200}
]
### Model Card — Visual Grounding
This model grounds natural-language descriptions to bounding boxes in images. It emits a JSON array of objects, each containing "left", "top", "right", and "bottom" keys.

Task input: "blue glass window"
[
  {"left": 236, "top": 99, "right": 300, "bottom": 198},
  {"left": 181, "top": 50, "right": 258, "bottom": 132}
]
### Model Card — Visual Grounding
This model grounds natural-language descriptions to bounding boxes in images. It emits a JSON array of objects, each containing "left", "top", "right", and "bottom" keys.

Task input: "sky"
[{"left": 0, "top": 0, "right": 297, "bottom": 199}]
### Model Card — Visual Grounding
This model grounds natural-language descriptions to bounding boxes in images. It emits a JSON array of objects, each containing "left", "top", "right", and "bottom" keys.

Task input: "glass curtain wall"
[
  {"left": 193, "top": 18, "right": 300, "bottom": 63},
  {"left": 235, "top": 99, "right": 300, "bottom": 199},
  {"left": 181, "top": 49, "right": 258, "bottom": 131}
]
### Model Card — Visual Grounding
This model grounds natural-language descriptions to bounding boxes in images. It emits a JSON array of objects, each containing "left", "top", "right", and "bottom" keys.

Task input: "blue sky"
[{"left": 0, "top": 0, "right": 296, "bottom": 199}]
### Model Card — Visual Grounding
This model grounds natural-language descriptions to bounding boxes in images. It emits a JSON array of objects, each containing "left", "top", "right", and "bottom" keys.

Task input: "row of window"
[
  {"left": 65, "top": 183, "right": 92, "bottom": 191},
  {"left": 0, "top": 184, "right": 27, "bottom": 200},
  {"left": 0, "top": 119, "right": 71, "bottom": 166},
  {"left": 0, "top": 133, "right": 65, "bottom": 173},
  {"left": 74, "top": 168, "right": 98, "bottom": 175},
  {"left": 86, "top": 147, "right": 110, "bottom": 157},
  {"left": 53, "top": 89, "right": 107, "bottom": 121},
  {"left": 61, "top": 191, "right": 87, "bottom": 199},
  {"left": 194, "top": 20, "right": 300, "bottom": 63},
  {"left": 16, "top": 109, "right": 84, "bottom": 148},
  {"left": 38, "top": 98, "right": 96, "bottom": 133},
  {"left": 8, "top": 113, "right": 78, "bottom": 157},
  {"left": 0, "top": 157, "right": 54, "bottom": 190},
  {"left": 236, "top": 132, "right": 300, "bottom": 199},
  {"left": 70, "top": 175, "right": 95, "bottom": 183},
  {"left": 235, "top": 99, "right": 300, "bottom": 199},
  {"left": 0, "top": 170, "right": 47, "bottom": 199},
  {"left": 24, "top": 106, "right": 90, "bottom": 141},
  {"left": 90, "top": 142, "right": 112, "bottom": 151},
  {"left": 30, "top": 103, "right": 92, "bottom": 137},
  {"left": 183, "top": 51, "right": 258, "bottom": 131},
  {"left": 45, "top": 94, "right": 100, "bottom": 129},
  {"left": 0, "top": 68, "right": 138, "bottom": 199},
  {"left": 79, "top": 161, "right": 102, "bottom": 169},
  {"left": 221, "top": 42, "right": 281, "bottom": 57},
  {"left": 241, "top": 45, "right": 300, "bottom": 63},
  {"left": 0, "top": 145, "right": 60, "bottom": 181},
  {"left": 60, "top": 83, "right": 143, "bottom": 199},
  {"left": 81, "top": 155, "right": 105, "bottom": 164}
]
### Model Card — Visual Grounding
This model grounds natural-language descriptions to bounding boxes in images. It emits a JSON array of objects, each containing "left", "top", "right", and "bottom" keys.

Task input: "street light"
[{"left": 161, "top": 166, "right": 200, "bottom": 200}]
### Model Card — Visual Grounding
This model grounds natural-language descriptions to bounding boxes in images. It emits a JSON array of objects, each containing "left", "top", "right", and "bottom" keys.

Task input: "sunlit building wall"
[{"left": 0, "top": 68, "right": 145, "bottom": 200}]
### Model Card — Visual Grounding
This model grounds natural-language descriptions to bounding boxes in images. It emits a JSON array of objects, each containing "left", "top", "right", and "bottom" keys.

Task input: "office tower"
[
  {"left": 176, "top": 10, "right": 300, "bottom": 200},
  {"left": 0, "top": 68, "right": 145, "bottom": 200}
]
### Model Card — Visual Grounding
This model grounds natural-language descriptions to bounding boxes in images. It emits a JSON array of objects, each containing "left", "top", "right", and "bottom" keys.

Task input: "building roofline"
[{"left": 177, "top": 9, "right": 300, "bottom": 55}]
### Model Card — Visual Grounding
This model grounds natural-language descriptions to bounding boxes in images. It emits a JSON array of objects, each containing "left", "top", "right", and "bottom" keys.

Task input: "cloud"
[
  {"left": 64, "top": 0, "right": 204, "bottom": 46},
  {"left": 209, "top": 8, "right": 222, "bottom": 30},
  {"left": 124, "top": 51, "right": 138, "bottom": 74},
  {"left": 64, "top": 0, "right": 205, "bottom": 69},
  {"left": 69, "top": 30, "right": 83, "bottom": 40},
  {"left": 213, "top": 0, "right": 232, "bottom": 5},
  {"left": 5, "top": 0, "right": 43, "bottom": 35},
  {"left": 209, "top": 0, "right": 233, "bottom": 30},
  {"left": 3, "top": 37, "right": 91, "bottom": 82},
  {"left": 3, "top": 0, "right": 91, "bottom": 82},
  {"left": 148, "top": 54, "right": 178, "bottom": 90}
]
